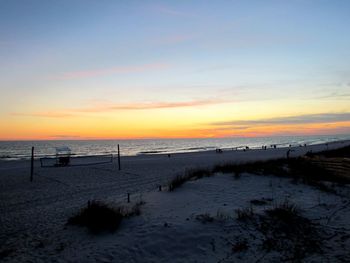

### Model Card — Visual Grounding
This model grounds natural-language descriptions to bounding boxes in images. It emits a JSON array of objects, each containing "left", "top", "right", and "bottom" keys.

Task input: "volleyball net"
[{"left": 40, "top": 154, "right": 113, "bottom": 167}]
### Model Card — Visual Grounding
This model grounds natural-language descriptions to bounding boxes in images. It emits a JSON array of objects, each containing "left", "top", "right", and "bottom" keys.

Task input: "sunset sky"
[{"left": 1, "top": 0, "right": 350, "bottom": 140}]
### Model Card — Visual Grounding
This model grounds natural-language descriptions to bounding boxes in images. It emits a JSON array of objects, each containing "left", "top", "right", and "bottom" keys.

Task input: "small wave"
[
  {"left": 182, "top": 146, "right": 216, "bottom": 151},
  {"left": 0, "top": 155, "right": 12, "bottom": 159},
  {"left": 137, "top": 150, "right": 166, "bottom": 155}
]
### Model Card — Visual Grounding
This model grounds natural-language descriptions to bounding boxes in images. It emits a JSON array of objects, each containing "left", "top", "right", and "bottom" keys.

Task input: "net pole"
[
  {"left": 30, "top": 147, "right": 34, "bottom": 182},
  {"left": 118, "top": 144, "right": 121, "bottom": 170}
]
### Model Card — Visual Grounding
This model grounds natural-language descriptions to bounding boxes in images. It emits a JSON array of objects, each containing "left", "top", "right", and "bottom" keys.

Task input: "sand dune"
[{"left": 1, "top": 140, "right": 350, "bottom": 262}]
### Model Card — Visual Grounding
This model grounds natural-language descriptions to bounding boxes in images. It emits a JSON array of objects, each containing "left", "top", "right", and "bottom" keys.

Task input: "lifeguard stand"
[{"left": 55, "top": 146, "right": 71, "bottom": 166}]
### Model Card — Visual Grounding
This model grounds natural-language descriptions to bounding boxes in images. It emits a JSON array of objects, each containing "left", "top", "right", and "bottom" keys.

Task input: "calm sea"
[{"left": 0, "top": 134, "right": 349, "bottom": 160}]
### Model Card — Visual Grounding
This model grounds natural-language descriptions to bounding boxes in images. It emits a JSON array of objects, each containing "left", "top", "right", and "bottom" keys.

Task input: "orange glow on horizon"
[{"left": 1, "top": 120, "right": 349, "bottom": 141}]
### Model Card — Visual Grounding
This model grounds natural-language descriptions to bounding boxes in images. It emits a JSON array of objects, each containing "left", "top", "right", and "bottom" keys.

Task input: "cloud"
[
  {"left": 49, "top": 135, "right": 82, "bottom": 139},
  {"left": 54, "top": 63, "right": 171, "bottom": 80},
  {"left": 98, "top": 99, "right": 223, "bottom": 111},
  {"left": 210, "top": 112, "right": 350, "bottom": 127},
  {"left": 153, "top": 5, "right": 195, "bottom": 17},
  {"left": 314, "top": 90, "right": 350, "bottom": 100},
  {"left": 12, "top": 99, "right": 228, "bottom": 118},
  {"left": 11, "top": 112, "right": 75, "bottom": 118}
]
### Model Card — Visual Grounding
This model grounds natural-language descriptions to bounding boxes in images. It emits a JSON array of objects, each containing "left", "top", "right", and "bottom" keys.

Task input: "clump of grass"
[
  {"left": 258, "top": 201, "right": 322, "bottom": 260},
  {"left": 216, "top": 209, "right": 232, "bottom": 221},
  {"left": 264, "top": 201, "right": 300, "bottom": 222},
  {"left": 67, "top": 200, "right": 142, "bottom": 234},
  {"left": 214, "top": 154, "right": 349, "bottom": 192},
  {"left": 195, "top": 213, "right": 214, "bottom": 223},
  {"left": 0, "top": 248, "right": 15, "bottom": 260},
  {"left": 168, "top": 174, "right": 190, "bottom": 191},
  {"left": 195, "top": 210, "right": 232, "bottom": 223},
  {"left": 235, "top": 207, "right": 254, "bottom": 221},
  {"left": 235, "top": 201, "right": 323, "bottom": 261},
  {"left": 214, "top": 159, "right": 290, "bottom": 178},
  {"left": 169, "top": 145, "right": 350, "bottom": 192},
  {"left": 168, "top": 168, "right": 213, "bottom": 191},
  {"left": 232, "top": 239, "right": 249, "bottom": 253}
]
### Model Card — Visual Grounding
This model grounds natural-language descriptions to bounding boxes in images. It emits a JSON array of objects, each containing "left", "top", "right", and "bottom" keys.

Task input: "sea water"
[{"left": 0, "top": 134, "right": 349, "bottom": 160}]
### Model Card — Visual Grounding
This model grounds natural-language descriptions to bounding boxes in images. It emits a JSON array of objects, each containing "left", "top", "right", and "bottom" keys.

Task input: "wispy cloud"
[
  {"left": 11, "top": 112, "right": 75, "bottom": 118},
  {"left": 96, "top": 99, "right": 223, "bottom": 111},
  {"left": 210, "top": 112, "right": 350, "bottom": 127},
  {"left": 53, "top": 63, "right": 171, "bottom": 80},
  {"left": 314, "top": 89, "right": 350, "bottom": 100},
  {"left": 13, "top": 99, "right": 228, "bottom": 118},
  {"left": 153, "top": 5, "right": 196, "bottom": 17},
  {"left": 49, "top": 135, "right": 82, "bottom": 139}
]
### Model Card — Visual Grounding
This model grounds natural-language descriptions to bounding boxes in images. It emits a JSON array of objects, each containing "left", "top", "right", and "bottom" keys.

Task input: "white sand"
[{"left": 0, "top": 140, "right": 350, "bottom": 262}]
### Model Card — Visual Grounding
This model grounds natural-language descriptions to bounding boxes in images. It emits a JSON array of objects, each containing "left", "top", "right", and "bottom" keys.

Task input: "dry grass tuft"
[{"left": 67, "top": 200, "right": 143, "bottom": 234}]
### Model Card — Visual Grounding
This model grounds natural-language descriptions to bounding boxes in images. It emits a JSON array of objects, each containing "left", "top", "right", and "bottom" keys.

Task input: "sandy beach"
[{"left": 1, "top": 140, "right": 350, "bottom": 262}]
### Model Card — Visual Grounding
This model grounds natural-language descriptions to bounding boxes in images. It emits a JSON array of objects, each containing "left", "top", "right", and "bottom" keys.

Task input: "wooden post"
[
  {"left": 117, "top": 144, "right": 121, "bottom": 171},
  {"left": 127, "top": 193, "right": 130, "bottom": 203},
  {"left": 30, "top": 146, "right": 34, "bottom": 182}
]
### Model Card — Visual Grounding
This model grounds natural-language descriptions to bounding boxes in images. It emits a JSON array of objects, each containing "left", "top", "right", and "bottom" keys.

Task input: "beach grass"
[
  {"left": 67, "top": 200, "right": 143, "bottom": 234},
  {"left": 167, "top": 145, "right": 350, "bottom": 192}
]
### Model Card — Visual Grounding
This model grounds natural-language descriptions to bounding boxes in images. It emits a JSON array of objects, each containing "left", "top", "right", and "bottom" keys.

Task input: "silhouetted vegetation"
[
  {"left": 258, "top": 201, "right": 322, "bottom": 260},
  {"left": 0, "top": 248, "right": 15, "bottom": 260},
  {"left": 168, "top": 168, "right": 212, "bottom": 191},
  {"left": 195, "top": 213, "right": 214, "bottom": 223},
  {"left": 232, "top": 239, "right": 249, "bottom": 253},
  {"left": 235, "top": 207, "right": 255, "bottom": 222},
  {"left": 67, "top": 200, "right": 142, "bottom": 234},
  {"left": 214, "top": 156, "right": 349, "bottom": 192},
  {"left": 167, "top": 145, "right": 350, "bottom": 191},
  {"left": 234, "top": 201, "right": 323, "bottom": 261}
]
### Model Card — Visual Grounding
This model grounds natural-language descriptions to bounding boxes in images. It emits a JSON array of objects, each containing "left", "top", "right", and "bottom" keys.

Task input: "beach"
[{"left": 1, "top": 140, "right": 350, "bottom": 262}]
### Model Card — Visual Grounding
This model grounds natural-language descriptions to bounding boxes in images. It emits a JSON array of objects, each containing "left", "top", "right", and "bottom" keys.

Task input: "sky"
[{"left": 1, "top": 0, "right": 350, "bottom": 140}]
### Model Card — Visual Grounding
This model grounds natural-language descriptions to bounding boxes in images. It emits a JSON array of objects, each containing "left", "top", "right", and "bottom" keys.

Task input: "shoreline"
[
  {"left": 1, "top": 139, "right": 349, "bottom": 164},
  {"left": 1, "top": 135, "right": 349, "bottom": 161}
]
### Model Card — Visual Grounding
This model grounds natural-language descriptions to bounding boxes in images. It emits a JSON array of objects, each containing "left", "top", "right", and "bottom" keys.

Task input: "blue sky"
[{"left": 1, "top": 0, "right": 350, "bottom": 139}]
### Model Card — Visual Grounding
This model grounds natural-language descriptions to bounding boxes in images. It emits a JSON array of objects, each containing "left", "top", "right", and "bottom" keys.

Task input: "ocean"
[{"left": 0, "top": 134, "right": 349, "bottom": 160}]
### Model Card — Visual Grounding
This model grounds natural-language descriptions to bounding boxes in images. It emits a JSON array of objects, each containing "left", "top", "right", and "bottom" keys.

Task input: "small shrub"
[
  {"left": 0, "top": 249, "right": 14, "bottom": 260},
  {"left": 232, "top": 239, "right": 249, "bottom": 253},
  {"left": 258, "top": 201, "right": 322, "bottom": 259},
  {"left": 264, "top": 201, "right": 300, "bottom": 222},
  {"left": 168, "top": 168, "right": 213, "bottom": 191},
  {"left": 67, "top": 200, "right": 142, "bottom": 234},
  {"left": 235, "top": 207, "right": 254, "bottom": 221},
  {"left": 196, "top": 213, "right": 214, "bottom": 223},
  {"left": 216, "top": 210, "right": 232, "bottom": 221}
]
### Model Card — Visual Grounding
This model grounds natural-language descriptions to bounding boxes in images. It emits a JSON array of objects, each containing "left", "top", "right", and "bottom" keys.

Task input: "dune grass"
[
  {"left": 167, "top": 145, "right": 350, "bottom": 192},
  {"left": 258, "top": 201, "right": 322, "bottom": 260},
  {"left": 233, "top": 201, "right": 323, "bottom": 260},
  {"left": 168, "top": 168, "right": 212, "bottom": 191},
  {"left": 67, "top": 200, "right": 143, "bottom": 234}
]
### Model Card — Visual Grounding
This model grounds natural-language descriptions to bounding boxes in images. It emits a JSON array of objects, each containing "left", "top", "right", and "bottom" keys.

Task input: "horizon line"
[{"left": 0, "top": 133, "right": 349, "bottom": 142}]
